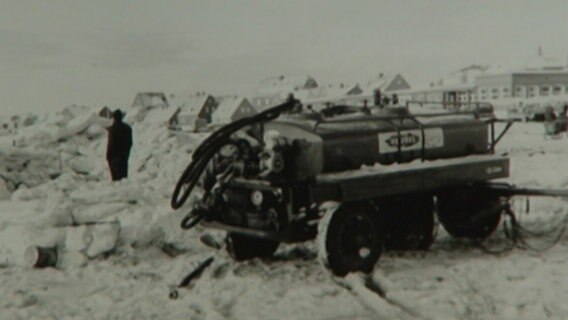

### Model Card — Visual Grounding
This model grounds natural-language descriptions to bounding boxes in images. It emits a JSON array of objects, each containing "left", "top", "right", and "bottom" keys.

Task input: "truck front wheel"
[{"left": 318, "top": 202, "right": 384, "bottom": 277}]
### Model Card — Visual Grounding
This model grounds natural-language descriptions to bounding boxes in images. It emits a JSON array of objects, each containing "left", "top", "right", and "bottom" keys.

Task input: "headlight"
[{"left": 250, "top": 190, "right": 264, "bottom": 206}]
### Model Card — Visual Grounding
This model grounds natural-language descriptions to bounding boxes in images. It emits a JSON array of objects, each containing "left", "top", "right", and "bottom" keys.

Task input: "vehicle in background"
[{"left": 501, "top": 97, "right": 567, "bottom": 122}]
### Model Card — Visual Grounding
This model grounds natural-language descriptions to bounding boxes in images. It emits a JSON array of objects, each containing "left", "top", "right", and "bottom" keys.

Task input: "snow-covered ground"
[{"left": 2, "top": 118, "right": 568, "bottom": 320}]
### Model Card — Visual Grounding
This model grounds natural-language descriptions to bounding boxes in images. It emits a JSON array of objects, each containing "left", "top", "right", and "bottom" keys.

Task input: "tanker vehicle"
[{"left": 170, "top": 97, "right": 550, "bottom": 276}]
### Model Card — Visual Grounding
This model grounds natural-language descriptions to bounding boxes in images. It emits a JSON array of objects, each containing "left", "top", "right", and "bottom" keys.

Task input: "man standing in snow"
[
  {"left": 106, "top": 109, "right": 132, "bottom": 181},
  {"left": 373, "top": 89, "right": 382, "bottom": 107},
  {"left": 392, "top": 94, "right": 399, "bottom": 105},
  {"left": 558, "top": 104, "right": 568, "bottom": 133}
]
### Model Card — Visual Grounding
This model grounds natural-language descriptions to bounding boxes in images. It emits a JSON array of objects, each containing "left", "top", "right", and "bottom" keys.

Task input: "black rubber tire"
[
  {"left": 225, "top": 233, "right": 280, "bottom": 261},
  {"left": 380, "top": 195, "right": 436, "bottom": 251},
  {"left": 318, "top": 202, "right": 384, "bottom": 277},
  {"left": 437, "top": 188, "right": 502, "bottom": 239}
]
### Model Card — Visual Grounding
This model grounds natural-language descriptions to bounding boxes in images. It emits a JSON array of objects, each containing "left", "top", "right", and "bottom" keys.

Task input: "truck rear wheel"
[
  {"left": 436, "top": 188, "right": 502, "bottom": 239},
  {"left": 318, "top": 202, "right": 384, "bottom": 277},
  {"left": 226, "top": 233, "right": 279, "bottom": 261},
  {"left": 380, "top": 195, "right": 436, "bottom": 250}
]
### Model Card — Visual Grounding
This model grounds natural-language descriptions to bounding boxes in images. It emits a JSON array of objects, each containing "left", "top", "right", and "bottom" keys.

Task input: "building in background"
[
  {"left": 127, "top": 92, "right": 169, "bottom": 123},
  {"left": 131, "top": 92, "right": 169, "bottom": 109},
  {"left": 395, "top": 65, "right": 487, "bottom": 107},
  {"left": 250, "top": 75, "right": 319, "bottom": 111},
  {"left": 366, "top": 73, "right": 412, "bottom": 94},
  {"left": 299, "top": 83, "right": 363, "bottom": 108},
  {"left": 398, "top": 51, "right": 568, "bottom": 109},
  {"left": 211, "top": 97, "right": 256, "bottom": 124},
  {"left": 249, "top": 73, "right": 412, "bottom": 109},
  {"left": 178, "top": 94, "right": 218, "bottom": 124},
  {"left": 476, "top": 69, "right": 568, "bottom": 101},
  {"left": 305, "top": 73, "right": 412, "bottom": 107},
  {"left": 143, "top": 106, "right": 181, "bottom": 129}
]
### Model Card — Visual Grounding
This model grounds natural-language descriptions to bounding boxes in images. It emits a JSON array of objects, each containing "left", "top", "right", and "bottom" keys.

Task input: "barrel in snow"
[{"left": 25, "top": 246, "right": 58, "bottom": 268}]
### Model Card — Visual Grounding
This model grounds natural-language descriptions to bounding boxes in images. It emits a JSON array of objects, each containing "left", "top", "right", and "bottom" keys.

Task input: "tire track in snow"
[{"left": 334, "top": 272, "right": 430, "bottom": 320}]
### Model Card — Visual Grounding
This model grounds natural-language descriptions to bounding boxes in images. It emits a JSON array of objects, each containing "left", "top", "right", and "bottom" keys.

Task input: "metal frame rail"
[{"left": 312, "top": 100, "right": 514, "bottom": 163}]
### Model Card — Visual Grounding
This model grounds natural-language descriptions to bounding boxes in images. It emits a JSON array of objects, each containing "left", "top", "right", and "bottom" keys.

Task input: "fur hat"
[{"left": 113, "top": 109, "right": 124, "bottom": 120}]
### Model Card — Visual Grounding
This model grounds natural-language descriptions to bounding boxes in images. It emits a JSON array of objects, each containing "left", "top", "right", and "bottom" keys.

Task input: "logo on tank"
[
  {"left": 378, "top": 128, "right": 444, "bottom": 153},
  {"left": 386, "top": 133, "right": 420, "bottom": 148}
]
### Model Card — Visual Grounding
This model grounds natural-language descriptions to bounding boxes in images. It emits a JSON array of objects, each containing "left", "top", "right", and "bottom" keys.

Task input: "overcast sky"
[{"left": 1, "top": 0, "right": 567, "bottom": 116}]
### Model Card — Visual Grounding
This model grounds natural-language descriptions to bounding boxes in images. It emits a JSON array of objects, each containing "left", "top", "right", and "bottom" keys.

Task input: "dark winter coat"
[{"left": 106, "top": 120, "right": 132, "bottom": 161}]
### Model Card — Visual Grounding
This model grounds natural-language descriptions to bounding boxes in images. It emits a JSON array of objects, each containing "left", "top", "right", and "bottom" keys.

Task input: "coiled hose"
[{"left": 171, "top": 98, "right": 298, "bottom": 210}]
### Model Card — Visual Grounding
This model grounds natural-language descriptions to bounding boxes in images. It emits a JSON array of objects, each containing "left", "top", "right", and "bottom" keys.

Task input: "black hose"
[
  {"left": 475, "top": 204, "right": 568, "bottom": 255},
  {"left": 171, "top": 98, "right": 298, "bottom": 210},
  {"left": 192, "top": 98, "right": 298, "bottom": 160}
]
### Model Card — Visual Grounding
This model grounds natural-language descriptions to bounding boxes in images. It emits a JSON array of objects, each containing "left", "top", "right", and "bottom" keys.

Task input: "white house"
[
  {"left": 256, "top": 74, "right": 319, "bottom": 95},
  {"left": 211, "top": 97, "right": 256, "bottom": 124},
  {"left": 362, "top": 73, "right": 412, "bottom": 99},
  {"left": 399, "top": 51, "right": 568, "bottom": 110},
  {"left": 127, "top": 92, "right": 170, "bottom": 123},
  {"left": 131, "top": 92, "right": 169, "bottom": 109},
  {"left": 250, "top": 75, "right": 319, "bottom": 111},
  {"left": 144, "top": 106, "right": 181, "bottom": 128},
  {"left": 301, "top": 83, "right": 365, "bottom": 109},
  {"left": 178, "top": 94, "right": 218, "bottom": 124}
]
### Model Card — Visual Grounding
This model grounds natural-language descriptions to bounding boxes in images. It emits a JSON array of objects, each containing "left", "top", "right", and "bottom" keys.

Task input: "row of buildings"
[
  {"left": 5, "top": 50, "right": 568, "bottom": 135},
  {"left": 128, "top": 92, "right": 256, "bottom": 131},
  {"left": 129, "top": 73, "right": 412, "bottom": 131},
  {"left": 398, "top": 53, "right": 568, "bottom": 108},
  {"left": 116, "top": 50, "right": 568, "bottom": 131}
]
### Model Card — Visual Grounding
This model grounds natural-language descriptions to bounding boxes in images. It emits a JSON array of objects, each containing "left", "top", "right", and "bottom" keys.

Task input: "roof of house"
[
  {"left": 179, "top": 95, "right": 212, "bottom": 115},
  {"left": 366, "top": 73, "right": 396, "bottom": 88},
  {"left": 327, "top": 83, "right": 363, "bottom": 97},
  {"left": 212, "top": 97, "right": 253, "bottom": 119},
  {"left": 360, "top": 73, "right": 407, "bottom": 96},
  {"left": 132, "top": 92, "right": 169, "bottom": 108},
  {"left": 144, "top": 106, "right": 180, "bottom": 124},
  {"left": 452, "top": 64, "right": 490, "bottom": 74},
  {"left": 393, "top": 83, "right": 477, "bottom": 95},
  {"left": 471, "top": 53, "right": 568, "bottom": 76},
  {"left": 417, "top": 57, "right": 568, "bottom": 92},
  {"left": 61, "top": 105, "right": 93, "bottom": 118},
  {"left": 256, "top": 75, "right": 318, "bottom": 95},
  {"left": 363, "top": 73, "right": 413, "bottom": 95},
  {"left": 301, "top": 84, "right": 365, "bottom": 105},
  {"left": 249, "top": 82, "right": 363, "bottom": 107}
]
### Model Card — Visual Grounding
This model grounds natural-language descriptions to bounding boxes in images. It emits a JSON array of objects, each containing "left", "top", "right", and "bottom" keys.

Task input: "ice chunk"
[
  {"left": 0, "top": 178, "right": 11, "bottom": 200},
  {"left": 63, "top": 225, "right": 92, "bottom": 252},
  {"left": 68, "top": 156, "right": 95, "bottom": 175},
  {"left": 72, "top": 202, "right": 127, "bottom": 225},
  {"left": 85, "top": 223, "right": 120, "bottom": 258}
]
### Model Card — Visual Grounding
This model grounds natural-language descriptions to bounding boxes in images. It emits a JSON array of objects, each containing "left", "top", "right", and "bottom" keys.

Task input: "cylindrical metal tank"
[{"left": 268, "top": 112, "right": 490, "bottom": 177}]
